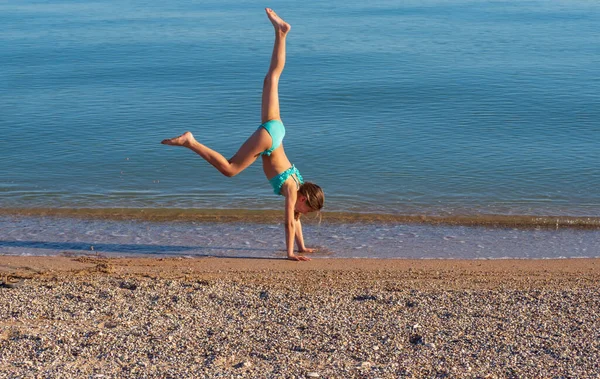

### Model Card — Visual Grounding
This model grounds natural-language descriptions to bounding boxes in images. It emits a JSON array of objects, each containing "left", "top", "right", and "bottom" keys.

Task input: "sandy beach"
[{"left": 1, "top": 256, "right": 599, "bottom": 378}]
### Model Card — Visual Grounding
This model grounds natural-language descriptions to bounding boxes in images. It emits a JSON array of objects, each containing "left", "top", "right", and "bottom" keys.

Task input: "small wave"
[{"left": 1, "top": 207, "right": 599, "bottom": 230}]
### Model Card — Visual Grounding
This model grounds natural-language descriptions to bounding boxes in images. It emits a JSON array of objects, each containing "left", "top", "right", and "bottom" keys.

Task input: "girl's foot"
[
  {"left": 266, "top": 8, "right": 290, "bottom": 34},
  {"left": 161, "top": 131, "right": 195, "bottom": 147}
]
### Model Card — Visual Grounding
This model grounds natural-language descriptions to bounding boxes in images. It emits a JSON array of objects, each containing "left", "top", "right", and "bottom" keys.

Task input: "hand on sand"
[
  {"left": 298, "top": 247, "right": 316, "bottom": 254},
  {"left": 288, "top": 254, "right": 311, "bottom": 261}
]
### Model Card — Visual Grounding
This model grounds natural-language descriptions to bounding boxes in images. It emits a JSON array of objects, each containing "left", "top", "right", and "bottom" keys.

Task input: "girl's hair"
[{"left": 294, "top": 182, "right": 324, "bottom": 220}]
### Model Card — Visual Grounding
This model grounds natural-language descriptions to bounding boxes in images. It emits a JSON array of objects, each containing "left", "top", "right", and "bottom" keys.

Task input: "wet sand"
[{"left": 1, "top": 256, "right": 599, "bottom": 377}]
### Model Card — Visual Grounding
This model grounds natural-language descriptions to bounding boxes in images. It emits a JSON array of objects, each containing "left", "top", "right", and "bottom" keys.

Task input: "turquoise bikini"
[
  {"left": 258, "top": 120, "right": 285, "bottom": 156},
  {"left": 259, "top": 120, "right": 304, "bottom": 195}
]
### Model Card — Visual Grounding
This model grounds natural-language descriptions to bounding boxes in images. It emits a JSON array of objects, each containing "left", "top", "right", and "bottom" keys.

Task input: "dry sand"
[{"left": 1, "top": 256, "right": 599, "bottom": 378}]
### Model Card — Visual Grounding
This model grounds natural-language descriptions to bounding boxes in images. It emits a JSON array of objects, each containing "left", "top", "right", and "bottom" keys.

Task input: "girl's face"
[{"left": 295, "top": 195, "right": 313, "bottom": 215}]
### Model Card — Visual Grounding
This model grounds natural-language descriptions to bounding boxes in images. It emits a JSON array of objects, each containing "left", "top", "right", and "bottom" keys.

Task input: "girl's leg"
[
  {"left": 161, "top": 9, "right": 290, "bottom": 177},
  {"left": 161, "top": 130, "right": 269, "bottom": 177},
  {"left": 262, "top": 8, "right": 291, "bottom": 123}
]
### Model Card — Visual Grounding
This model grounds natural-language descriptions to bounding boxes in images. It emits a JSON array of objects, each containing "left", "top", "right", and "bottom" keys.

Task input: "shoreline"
[
  {"left": 3, "top": 256, "right": 600, "bottom": 288},
  {"left": 2, "top": 216, "right": 599, "bottom": 260},
  {"left": 1, "top": 207, "right": 600, "bottom": 229},
  {"left": 3, "top": 255, "right": 600, "bottom": 275},
  {"left": 1, "top": 256, "right": 599, "bottom": 377},
  {"left": 2, "top": 256, "right": 600, "bottom": 287}
]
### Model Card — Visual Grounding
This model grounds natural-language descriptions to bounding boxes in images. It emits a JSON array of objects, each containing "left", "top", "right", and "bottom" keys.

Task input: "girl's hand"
[
  {"left": 298, "top": 247, "right": 316, "bottom": 254},
  {"left": 288, "top": 254, "right": 311, "bottom": 261}
]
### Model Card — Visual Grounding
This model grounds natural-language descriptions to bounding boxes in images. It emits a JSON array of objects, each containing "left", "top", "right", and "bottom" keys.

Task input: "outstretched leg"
[
  {"left": 262, "top": 8, "right": 291, "bottom": 123},
  {"left": 161, "top": 9, "right": 290, "bottom": 177},
  {"left": 161, "top": 130, "right": 270, "bottom": 177}
]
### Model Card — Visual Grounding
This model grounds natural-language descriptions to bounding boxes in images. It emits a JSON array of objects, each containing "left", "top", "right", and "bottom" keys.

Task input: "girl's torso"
[{"left": 262, "top": 145, "right": 292, "bottom": 181}]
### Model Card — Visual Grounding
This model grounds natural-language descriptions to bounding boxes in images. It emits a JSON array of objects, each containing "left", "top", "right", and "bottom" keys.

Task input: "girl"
[{"left": 162, "top": 8, "right": 324, "bottom": 261}]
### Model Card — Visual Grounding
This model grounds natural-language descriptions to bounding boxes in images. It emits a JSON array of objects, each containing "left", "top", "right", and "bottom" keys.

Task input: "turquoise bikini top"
[{"left": 269, "top": 165, "right": 304, "bottom": 195}]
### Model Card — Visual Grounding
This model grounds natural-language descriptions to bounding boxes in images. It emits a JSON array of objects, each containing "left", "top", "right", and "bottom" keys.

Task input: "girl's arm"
[
  {"left": 284, "top": 192, "right": 310, "bottom": 261},
  {"left": 294, "top": 218, "right": 316, "bottom": 253}
]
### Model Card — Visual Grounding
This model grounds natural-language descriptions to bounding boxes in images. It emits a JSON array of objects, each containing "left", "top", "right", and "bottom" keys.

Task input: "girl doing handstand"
[{"left": 162, "top": 8, "right": 324, "bottom": 261}]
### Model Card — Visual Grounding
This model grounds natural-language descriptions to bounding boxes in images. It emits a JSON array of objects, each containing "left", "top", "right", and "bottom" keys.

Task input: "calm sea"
[{"left": 1, "top": 0, "right": 599, "bottom": 258}]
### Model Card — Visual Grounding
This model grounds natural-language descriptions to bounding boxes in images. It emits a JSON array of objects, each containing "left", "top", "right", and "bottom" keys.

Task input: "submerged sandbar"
[{"left": 1, "top": 207, "right": 599, "bottom": 229}]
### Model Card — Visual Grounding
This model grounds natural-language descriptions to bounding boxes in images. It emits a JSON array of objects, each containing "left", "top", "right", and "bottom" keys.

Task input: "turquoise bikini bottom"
[
  {"left": 258, "top": 119, "right": 285, "bottom": 156},
  {"left": 269, "top": 165, "right": 304, "bottom": 195}
]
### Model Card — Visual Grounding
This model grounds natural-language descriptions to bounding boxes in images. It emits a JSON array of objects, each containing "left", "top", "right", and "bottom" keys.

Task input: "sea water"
[
  {"left": 1, "top": 0, "right": 599, "bottom": 258},
  {"left": 1, "top": 216, "right": 597, "bottom": 259}
]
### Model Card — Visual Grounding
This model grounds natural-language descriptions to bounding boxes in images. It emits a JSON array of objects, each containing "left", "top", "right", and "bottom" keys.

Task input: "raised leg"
[
  {"left": 161, "top": 130, "right": 270, "bottom": 177},
  {"left": 261, "top": 8, "right": 291, "bottom": 123},
  {"left": 161, "top": 9, "right": 290, "bottom": 177}
]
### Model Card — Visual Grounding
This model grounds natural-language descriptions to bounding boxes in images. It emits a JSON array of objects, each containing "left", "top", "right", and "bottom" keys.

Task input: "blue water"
[{"left": 1, "top": 0, "right": 600, "bottom": 217}]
